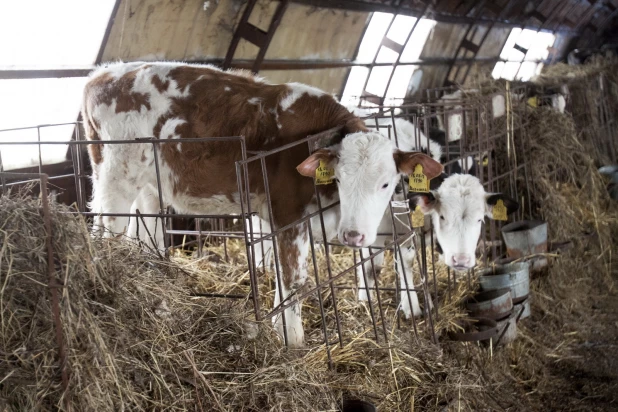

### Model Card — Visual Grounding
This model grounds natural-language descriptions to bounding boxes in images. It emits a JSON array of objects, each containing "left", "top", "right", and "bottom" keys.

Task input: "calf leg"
[
  {"left": 272, "top": 222, "right": 309, "bottom": 347},
  {"left": 127, "top": 186, "right": 165, "bottom": 251},
  {"left": 89, "top": 168, "right": 137, "bottom": 238},
  {"left": 247, "top": 216, "right": 273, "bottom": 270},
  {"left": 356, "top": 246, "right": 385, "bottom": 302},
  {"left": 396, "top": 240, "right": 422, "bottom": 318}
]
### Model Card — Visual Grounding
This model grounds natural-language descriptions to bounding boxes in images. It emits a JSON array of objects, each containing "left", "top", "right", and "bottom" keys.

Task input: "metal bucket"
[
  {"left": 501, "top": 220, "right": 548, "bottom": 271},
  {"left": 513, "top": 298, "right": 531, "bottom": 320},
  {"left": 491, "top": 313, "right": 518, "bottom": 346},
  {"left": 478, "top": 262, "right": 530, "bottom": 302},
  {"left": 449, "top": 318, "right": 499, "bottom": 342},
  {"left": 465, "top": 289, "right": 513, "bottom": 320}
]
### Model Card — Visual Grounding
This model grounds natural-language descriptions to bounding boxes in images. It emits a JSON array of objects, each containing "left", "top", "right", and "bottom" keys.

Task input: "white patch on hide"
[{"left": 280, "top": 82, "right": 325, "bottom": 111}]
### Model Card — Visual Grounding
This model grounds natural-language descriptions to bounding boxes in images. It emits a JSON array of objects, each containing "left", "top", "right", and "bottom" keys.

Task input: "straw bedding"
[{"left": 1, "top": 60, "right": 618, "bottom": 411}]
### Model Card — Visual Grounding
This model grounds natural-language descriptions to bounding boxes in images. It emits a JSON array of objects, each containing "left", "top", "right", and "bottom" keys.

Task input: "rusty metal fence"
[{"left": 0, "top": 88, "right": 537, "bottom": 358}]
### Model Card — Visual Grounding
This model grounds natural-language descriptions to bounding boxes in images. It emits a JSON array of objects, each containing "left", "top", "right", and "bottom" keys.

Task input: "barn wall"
[
  {"left": 101, "top": 0, "right": 368, "bottom": 62},
  {"left": 260, "top": 68, "right": 350, "bottom": 94},
  {"left": 419, "top": 23, "right": 467, "bottom": 59}
]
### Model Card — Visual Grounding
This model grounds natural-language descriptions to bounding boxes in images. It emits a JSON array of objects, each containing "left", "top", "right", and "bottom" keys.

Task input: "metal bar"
[
  {"left": 0, "top": 57, "right": 558, "bottom": 80},
  {"left": 190, "top": 292, "right": 249, "bottom": 299},
  {"left": 0, "top": 136, "right": 245, "bottom": 144},
  {"left": 265, "top": 233, "right": 413, "bottom": 321},
  {"left": 238, "top": 126, "right": 343, "bottom": 164},
  {"left": 358, "top": 248, "right": 380, "bottom": 341},
  {"left": 307, "top": 224, "right": 334, "bottom": 368},
  {"left": 312, "top": 182, "right": 344, "bottom": 347},
  {"left": 40, "top": 174, "right": 70, "bottom": 399},
  {"left": 235, "top": 159, "right": 263, "bottom": 322},
  {"left": 257, "top": 155, "right": 289, "bottom": 347},
  {"left": 150, "top": 142, "right": 170, "bottom": 252},
  {"left": 37, "top": 127, "right": 43, "bottom": 175},
  {"left": 0, "top": 148, "right": 5, "bottom": 193}
]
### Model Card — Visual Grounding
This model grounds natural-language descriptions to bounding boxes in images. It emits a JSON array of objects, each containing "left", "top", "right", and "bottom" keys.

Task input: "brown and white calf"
[{"left": 82, "top": 62, "right": 442, "bottom": 347}]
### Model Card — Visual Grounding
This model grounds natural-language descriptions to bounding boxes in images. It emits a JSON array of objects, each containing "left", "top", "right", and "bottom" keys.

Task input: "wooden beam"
[
  {"left": 0, "top": 56, "right": 557, "bottom": 80},
  {"left": 290, "top": 0, "right": 581, "bottom": 34},
  {"left": 0, "top": 68, "right": 93, "bottom": 80}
]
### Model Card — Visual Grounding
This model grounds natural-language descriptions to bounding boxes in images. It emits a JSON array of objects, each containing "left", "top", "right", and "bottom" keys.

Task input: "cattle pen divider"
[{"left": 0, "top": 91, "right": 535, "bottom": 362}]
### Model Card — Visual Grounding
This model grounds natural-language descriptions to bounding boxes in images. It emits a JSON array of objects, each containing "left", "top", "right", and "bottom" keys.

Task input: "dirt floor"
[
  {"left": 503, "top": 258, "right": 618, "bottom": 412},
  {"left": 540, "top": 281, "right": 618, "bottom": 410}
]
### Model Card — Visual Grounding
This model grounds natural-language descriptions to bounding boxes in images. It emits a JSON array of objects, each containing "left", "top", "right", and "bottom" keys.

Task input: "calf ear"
[
  {"left": 408, "top": 192, "right": 438, "bottom": 213},
  {"left": 485, "top": 193, "right": 519, "bottom": 218},
  {"left": 297, "top": 148, "right": 338, "bottom": 178},
  {"left": 394, "top": 150, "right": 443, "bottom": 179}
]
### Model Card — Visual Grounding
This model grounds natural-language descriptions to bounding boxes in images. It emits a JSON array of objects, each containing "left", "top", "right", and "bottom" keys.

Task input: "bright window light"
[
  {"left": 501, "top": 62, "right": 521, "bottom": 81},
  {"left": 386, "top": 15, "right": 416, "bottom": 45},
  {"left": 400, "top": 19, "right": 437, "bottom": 62},
  {"left": 341, "top": 66, "right": 370, "bottom": 107},
  {"left": 0, "top": 78, "right": 88, "bottom": 170},
  {"left": 0, "top": 0, "right": 116, "bottom": 170},
  {"left": 385, "top": 65, "right": 416, "bottom": 104},
  {"left": 493, "top": 29, "right": 555, "bottom": 80},
  {"left": 0, "top": 0, "right": 116, "bottom": 68},
  {"left": 517, "top": 61, "right": 537, "bottom": 81},
  {"left": 366, "top": 66, "right": 395, "bottom": 96},
  {"left": 516, "top": 29, "right": 537, "bottom": 50},
  {"left": 375, "top": 46, "right": 399, "bottom": 63},
  {"left": 499, "top": 29, "right": 522, "bottom": 60},
  {"left": 341, "top": 13, "right": 436, "bottom": 106},
  {"left": 355, "top": 13, "right": 394, "bottom": 63},
  {"left": 492, "top": 61, "right": 506, "bottom": 79},
  {"left": 525, "top": 32, "right": 556, "bottom": 61}
]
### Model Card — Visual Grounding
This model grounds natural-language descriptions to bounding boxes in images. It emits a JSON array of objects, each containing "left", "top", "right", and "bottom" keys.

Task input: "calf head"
[
  {"left": 297, "top": 132, "right": 442, "bottom": 248},
  {"left": 409, "top": 174, "right": 518, "bottom": 270}
]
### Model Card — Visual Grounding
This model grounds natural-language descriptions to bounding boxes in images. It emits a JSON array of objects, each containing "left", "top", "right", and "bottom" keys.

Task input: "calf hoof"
[
  {"left": 273, "top": 315, "right": 305, "bottom": 348},
  {"left": 358, "top": 288, "right": 371, "bottom": 302},
  {"left": 400, "top": 296, "right": 422, "bottom": 320}
]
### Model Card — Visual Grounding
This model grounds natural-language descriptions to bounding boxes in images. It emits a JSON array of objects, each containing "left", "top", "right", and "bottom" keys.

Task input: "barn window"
[
  {"left": 0, "top": 0, "right": 117, "bottom": 170},
  {"left": 340, "top": 13, "right": 436, "bottom": 108},
  {"left": 492, "top": 28, "right": 556, "bottom": 82}
]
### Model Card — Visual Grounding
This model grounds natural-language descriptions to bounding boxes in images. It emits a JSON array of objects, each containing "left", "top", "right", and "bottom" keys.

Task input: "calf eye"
[
  {"left": 381, "top": 183, "right": 389, "bottom": 189},
  {"left": 478, "top": 219, "right": 483, "bottom": 223},
  {"left": 440, "top": 215, "right": 445, "bottom": 220},
  {"left": 335, "top": 178, "right": 340, "bottom": 183}
]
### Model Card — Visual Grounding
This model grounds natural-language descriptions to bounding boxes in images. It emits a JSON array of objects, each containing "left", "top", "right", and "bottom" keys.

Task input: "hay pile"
[
  {"left": 0, "top": 193, "right": 503, "bottom": 411},
  {"left": 0, "top": 194, "right": 331, "bottom": 411}
]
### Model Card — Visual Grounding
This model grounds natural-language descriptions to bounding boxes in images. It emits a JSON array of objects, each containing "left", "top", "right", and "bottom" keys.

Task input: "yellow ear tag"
[
  {"left": 315, "top": 160, "right": 335, "bottom": 185},
  {"left": 482, "top": 156, "right": 489, "bottom": 167},
  {"left": 527, "top": 96, "right": 538, "bottom": 108},
  {"left": 493, "top": 199, "right": 508, "bottom": 221},
  {"left": 409, "top": 164, "right": 430, "bottom": 192},
  {"left": 411, "top": 205, "right": 425, "bottom": 228}
]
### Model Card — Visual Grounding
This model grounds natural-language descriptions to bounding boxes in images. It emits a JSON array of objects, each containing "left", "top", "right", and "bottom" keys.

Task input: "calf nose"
[
  {"left": 451, "top": 254, "right": 472, "bottom": 269},
  {"left": 343, "top": 230, "right": 365, "bottom": 247}
]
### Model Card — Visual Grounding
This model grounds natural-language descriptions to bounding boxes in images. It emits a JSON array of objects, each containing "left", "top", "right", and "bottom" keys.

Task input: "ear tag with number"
[
  {"left": 527, "top": 96, "right": 538, "bottom": 108},
  {"left": 493, "top": 199, "right": 508, "bottom": 221},
  {"left": 409, "top": 164, "right": 430, "bottom": 192},
  {"left": 315, "top": 160, "right": 335, "bottom": 185},
  {"left": 411, "top": 205, "right": 425, "bottom": 228}
]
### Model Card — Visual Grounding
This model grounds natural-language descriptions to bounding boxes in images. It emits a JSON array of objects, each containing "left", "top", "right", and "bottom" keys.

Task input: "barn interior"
[{"left": 1, "top": 1, "right": 618, "bottom": 411}]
